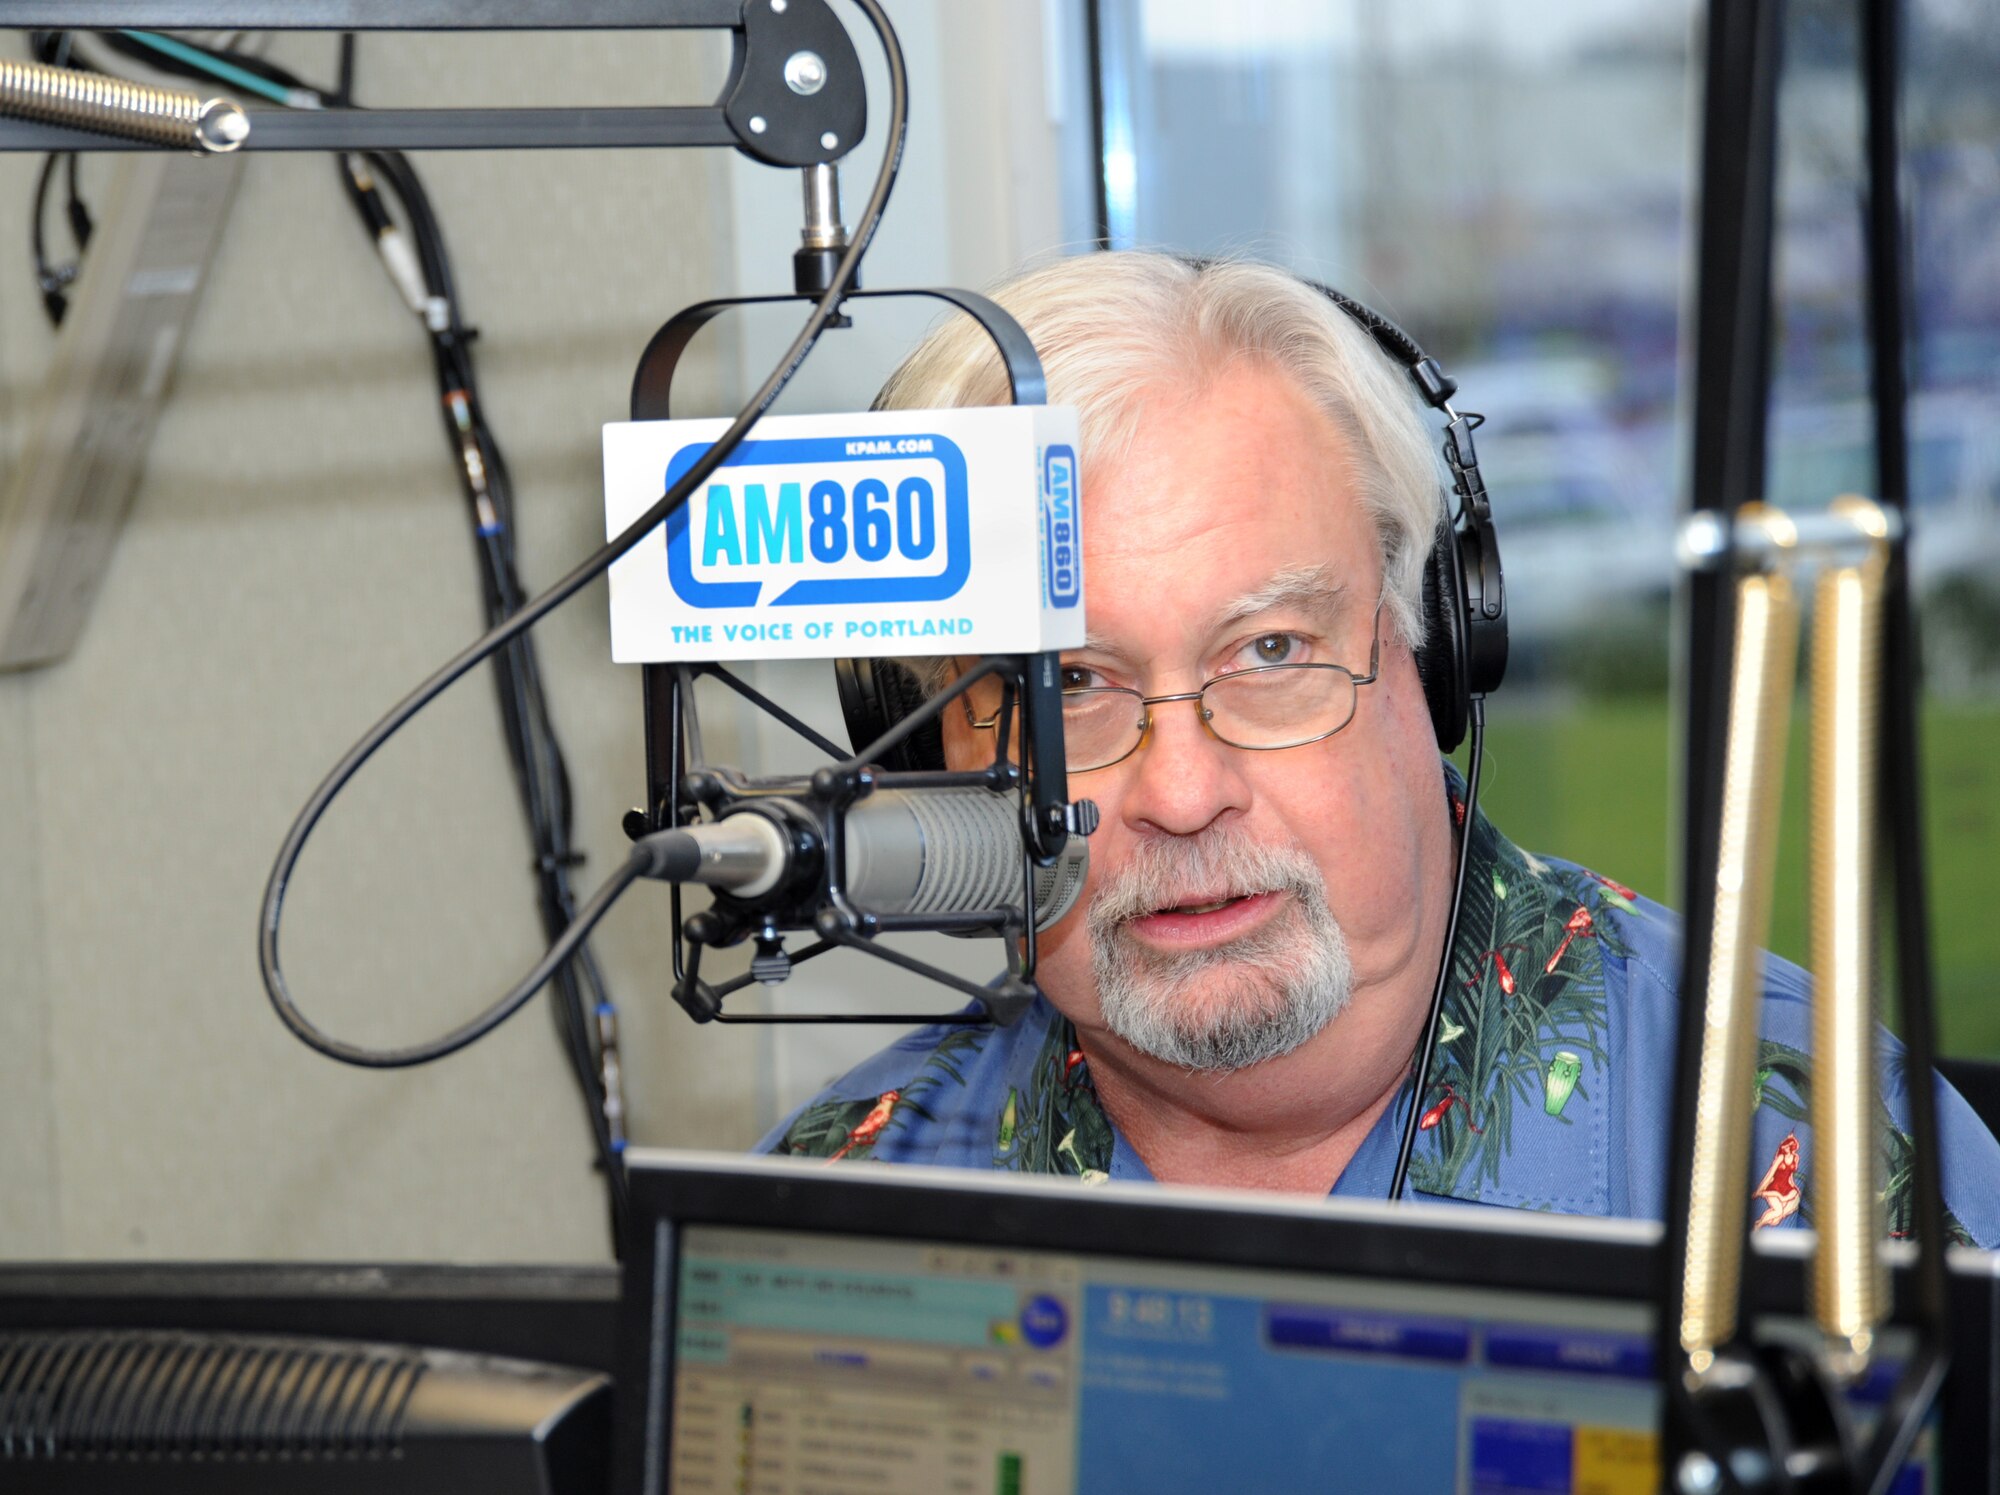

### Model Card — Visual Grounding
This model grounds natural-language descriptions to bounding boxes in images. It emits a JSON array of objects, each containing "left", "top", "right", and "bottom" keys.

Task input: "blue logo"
[
  {"left": 1019, "top": 1294, "right": 1069, "bottom": 1349},
  {"left": 1041, "top": 444, "right": 1080, "bottom": 609},
  {"left": 662, "top": 435, "right": 970, "bottom": 608}
]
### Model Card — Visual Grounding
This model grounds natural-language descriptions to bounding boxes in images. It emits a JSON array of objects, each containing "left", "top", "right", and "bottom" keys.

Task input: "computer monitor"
[
  {"left": 0, "top": 1262, "right": 621, "bottom": 1373},
  {"left": 614, "top": 1152, "right": 1999, "bottom": 1494},
  {"left": 0, "top": 1263, "right": 619, "bottom": 1494}
]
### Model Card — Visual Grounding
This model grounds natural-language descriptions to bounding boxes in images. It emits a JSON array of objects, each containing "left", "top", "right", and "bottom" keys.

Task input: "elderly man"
[{"left": 760, "top": 252, "right": 2000, "bottom": 1243}]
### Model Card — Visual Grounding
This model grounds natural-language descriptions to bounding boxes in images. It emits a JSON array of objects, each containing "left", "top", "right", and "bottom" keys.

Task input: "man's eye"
[
  {"left": 1247, "top": 633, "right": 1301, "bottom": 666},
  {"left": 1059, "top": 665, "right": 1101, "bottom": 692}
]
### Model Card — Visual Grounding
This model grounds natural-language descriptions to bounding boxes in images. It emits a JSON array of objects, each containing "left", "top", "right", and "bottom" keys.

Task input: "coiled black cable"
[
  {"left": 50, "top": 12, "right": 907, "bottom": 1246},
  {"left": 256, "top": 2, "right": 909, "bottom": 1077}
]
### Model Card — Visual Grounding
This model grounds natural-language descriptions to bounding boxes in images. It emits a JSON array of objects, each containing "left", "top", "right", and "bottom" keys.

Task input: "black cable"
[
  {"left": 28, "top": 31, "right": 80, "bottom": 68},
  {"left": 263, "top": 849, "right": 655, "bottom": 1072},
  {"left": 119, "top": 19, "right": 636, "bottom": 1238},
  {"left": 29, "top": 149, "right": 95, "bottom": 329},
  {"left": 64, "top": 21, "right": 640, "bottom": 1238},
  {"left": 62, "top": 151, "right": 91, "bottom": 248},
  {"left": 30, "top": 151, "right": 70, "bottom": 326},
  {"left": 1388, "top": 697, "right": 1487, "bottom": 1201},
  {"left": 246, "top": 29, "right": 636, "bottom": 1237},
  {"left": 258, "top": 0, "right": 910, "bottom": 1075},
  {"left": 334, "top": 30, "right": 355, "bottom": 106},
  {"left": 26, "top": 28, "right": 91, "bottom": 328},
  {"left": 327, "top": 47, "right": 632, "bottom": 1240}
]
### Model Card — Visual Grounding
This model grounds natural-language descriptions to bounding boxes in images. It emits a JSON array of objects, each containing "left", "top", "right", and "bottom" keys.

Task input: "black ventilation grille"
[{"left": 0, "top": 1330, "right": 424, "bottom": 1462}]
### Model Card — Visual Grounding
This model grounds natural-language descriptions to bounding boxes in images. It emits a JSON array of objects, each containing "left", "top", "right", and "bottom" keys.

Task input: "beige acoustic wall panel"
[{"left": 0, "top": 29, "right": 769, "bottom": 1263}]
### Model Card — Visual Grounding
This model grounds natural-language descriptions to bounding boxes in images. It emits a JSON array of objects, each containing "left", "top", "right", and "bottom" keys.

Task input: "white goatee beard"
[{"left": 1085, "top": 826, "right": 1353, "bottom": 1073}]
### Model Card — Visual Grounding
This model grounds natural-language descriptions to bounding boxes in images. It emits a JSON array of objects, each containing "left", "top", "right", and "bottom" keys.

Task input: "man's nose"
[{"left": 1116, "top": 693, "right": 1252, "bottom": 837}]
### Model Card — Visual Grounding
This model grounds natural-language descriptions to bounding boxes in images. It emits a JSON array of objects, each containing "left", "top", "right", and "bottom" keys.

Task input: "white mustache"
[{"left": 1087, "top": 827, "right": 1325, "bottom": 933}]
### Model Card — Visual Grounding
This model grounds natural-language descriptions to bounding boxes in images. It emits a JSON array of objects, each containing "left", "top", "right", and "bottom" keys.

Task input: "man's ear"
[{"left": 834, "top": 657, "right": 947, "bottom": 772}]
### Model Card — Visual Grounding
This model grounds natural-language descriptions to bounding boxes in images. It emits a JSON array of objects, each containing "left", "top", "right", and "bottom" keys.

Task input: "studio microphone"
[{"left": 637, "top": 787, "right": 1088, "bottom": 933}]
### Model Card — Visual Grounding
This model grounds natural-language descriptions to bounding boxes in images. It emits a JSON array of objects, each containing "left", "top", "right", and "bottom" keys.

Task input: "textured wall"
[
  {"left": 0, "top": 29, "right": 749, "bottom": 1263},
  {"left": 0, "top": 3, "right": 1085, "bottom": 1265}
]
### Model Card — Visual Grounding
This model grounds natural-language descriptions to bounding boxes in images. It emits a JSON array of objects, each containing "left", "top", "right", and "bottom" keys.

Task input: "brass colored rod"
[
  {"left": 1810, "top": 496, "right": 1893, "bottom": 1373},
  {"left": 1679, "top": 506, "right": 1800, "bottom": 1369}
]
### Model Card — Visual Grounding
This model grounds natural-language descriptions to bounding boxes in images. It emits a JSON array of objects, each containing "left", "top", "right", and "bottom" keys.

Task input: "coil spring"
[{"left": 0, "top": 57, "right": 246, "bottom": 153}]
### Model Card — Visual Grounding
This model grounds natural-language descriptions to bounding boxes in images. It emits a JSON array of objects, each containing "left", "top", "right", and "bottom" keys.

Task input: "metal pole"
[
  {"left": 1858, "top": 0, "right": 1953, "bottom": 1482},
  {"left": 1660, "top": 0, "right": 1786, "bottom": 1480}
]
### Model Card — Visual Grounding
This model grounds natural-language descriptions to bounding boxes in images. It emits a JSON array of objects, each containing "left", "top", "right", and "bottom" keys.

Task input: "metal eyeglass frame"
[{"left": 964, "top": 596, "right": 1386, "bottom": 773}]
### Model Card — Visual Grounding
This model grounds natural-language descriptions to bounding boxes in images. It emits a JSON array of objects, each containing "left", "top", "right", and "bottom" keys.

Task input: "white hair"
[{"left": 875, "top": 252, "right": 1447, "bottom": 688}]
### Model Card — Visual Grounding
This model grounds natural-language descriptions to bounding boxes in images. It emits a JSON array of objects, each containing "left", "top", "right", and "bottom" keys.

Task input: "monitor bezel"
[{"left": 612, "top": 1149, "right": 2000, "bottom": 1495}]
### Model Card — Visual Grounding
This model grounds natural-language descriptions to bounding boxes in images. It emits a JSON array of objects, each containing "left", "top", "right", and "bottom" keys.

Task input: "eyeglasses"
[{"left": 963, "top": 598, "right": 1384, "bottom": 774}]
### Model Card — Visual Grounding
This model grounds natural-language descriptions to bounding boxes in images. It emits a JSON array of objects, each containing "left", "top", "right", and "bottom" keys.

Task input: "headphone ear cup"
[
  {"left": 834, "top": 657, "right": 947, "bottom": 773},
  {"left": 1415, "top": 530, "right": 1470, "bottom": 753}
]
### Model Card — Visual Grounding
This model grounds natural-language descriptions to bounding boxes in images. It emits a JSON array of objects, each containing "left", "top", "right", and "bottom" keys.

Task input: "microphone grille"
[
  {"left": 845, "top": 789, "right": 1090, "bottom": 932},
  {"left": 1030, "top": 835, "right": 1090, "bottom": 931},
  {"left": 895, "top": 788, "right": 1023, "bottom": 915}
]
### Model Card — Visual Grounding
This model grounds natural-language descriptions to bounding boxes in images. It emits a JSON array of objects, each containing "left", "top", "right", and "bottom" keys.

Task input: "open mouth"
[
  {"left": 1128, "top": 887, "right": 1280, "bottom": 923},
  {"left": 1128, "top": 890, "right": 1284, "bottom": 936},
  {"left": 1158, "top": 895, "right": 1252, "bottom": 917},
  {"left": 1094, "top": 880, "right": 1298, "bottom": 953}
]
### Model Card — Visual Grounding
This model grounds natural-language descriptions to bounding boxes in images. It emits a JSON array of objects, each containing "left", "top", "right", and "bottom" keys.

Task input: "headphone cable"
[{"left": 1388, "top": 696, "right": 1486, "bottom": 1201}]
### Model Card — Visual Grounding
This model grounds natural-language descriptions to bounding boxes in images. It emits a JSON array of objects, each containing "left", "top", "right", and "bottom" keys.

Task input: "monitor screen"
[
  {"left": 617, "top": 1156, "right": 1982, "bottom": 1495},
  {"left": 661, "top": 1224, "right": 1938, "bottom": 1495},
  {"left": 668, "top": 1223, "right": 1668, "bottom": 1492}
]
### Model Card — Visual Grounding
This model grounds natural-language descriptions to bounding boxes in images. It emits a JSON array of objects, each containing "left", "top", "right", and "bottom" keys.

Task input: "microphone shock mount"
[{"left": 627, "top": 655, "right": 1097, "bottom": 1029}]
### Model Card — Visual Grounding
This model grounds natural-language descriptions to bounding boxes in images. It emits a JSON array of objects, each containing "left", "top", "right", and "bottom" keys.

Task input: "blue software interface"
[{"left": 664, "top": 1224, "right": 1928, "bottom": 1494}]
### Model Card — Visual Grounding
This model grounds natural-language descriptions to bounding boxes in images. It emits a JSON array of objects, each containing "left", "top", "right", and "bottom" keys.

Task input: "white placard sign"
[{"left": 603, "top": 405, "right": 1084, "bottom": 663}]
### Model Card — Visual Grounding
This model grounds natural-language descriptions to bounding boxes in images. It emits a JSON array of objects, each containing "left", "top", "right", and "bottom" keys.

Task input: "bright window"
[{"left": 1089, "top": 0, "right": 2000, "bottom": 1055}]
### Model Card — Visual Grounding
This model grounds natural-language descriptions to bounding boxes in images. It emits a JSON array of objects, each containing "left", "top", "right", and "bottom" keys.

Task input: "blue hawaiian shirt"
[{"left": 759, "top": 781, "right": 2000, "bottom": 1247}]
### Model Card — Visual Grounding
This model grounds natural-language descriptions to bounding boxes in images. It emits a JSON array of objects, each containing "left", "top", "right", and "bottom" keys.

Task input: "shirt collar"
[{"left": 1392, "top": 762, "right": 1620, "bottom": 1215}]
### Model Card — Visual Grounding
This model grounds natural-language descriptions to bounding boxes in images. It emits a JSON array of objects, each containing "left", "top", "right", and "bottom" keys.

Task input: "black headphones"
[{"left": 834, "top": 273, "right": 1507, "bottom": 767}]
